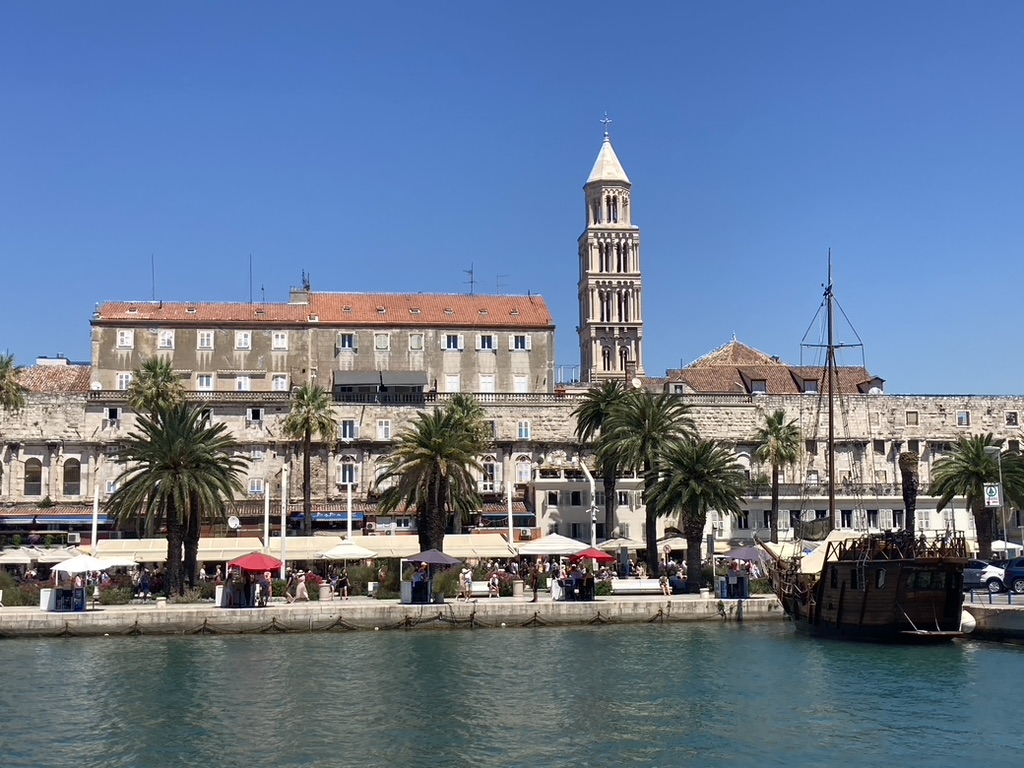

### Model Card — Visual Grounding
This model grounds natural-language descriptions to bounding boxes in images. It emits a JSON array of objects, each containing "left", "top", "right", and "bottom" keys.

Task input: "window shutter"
[
  {"left": 495, "top": 461, "right": 504, "bottom": 485},
  {"left": 353, "top": 423, "right": 360, "bottom": 439},
  {"left": 458, "top": 334, "right": 465, "bottom": 350},
  {"left": 525, "top": 334, "right": 532, "bottom": 351},
  {"left": 353, "top": 465, "right": 361, "bottom": 486},
  {"left": 475, "top": 334, "right": 482, "bottom": 351},
  {"left": 508, "top": 334, "right": 515, "bottom": 350}
]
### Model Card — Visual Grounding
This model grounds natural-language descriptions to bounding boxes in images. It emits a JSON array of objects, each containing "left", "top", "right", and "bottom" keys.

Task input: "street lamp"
[
  {"left": 984, "top": 445, "right": 1009, "bottom": 555},
  {"left": 572, "top": 456, "right": 598, "bottom": 548}
]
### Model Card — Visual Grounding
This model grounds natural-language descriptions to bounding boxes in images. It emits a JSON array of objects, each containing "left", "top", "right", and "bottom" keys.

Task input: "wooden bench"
[
  {"left": 469, "top": 582, "right": 499, "bottom": 598},
  {"left": 609, "top": 578, "right": 663, "bottom": 595}
]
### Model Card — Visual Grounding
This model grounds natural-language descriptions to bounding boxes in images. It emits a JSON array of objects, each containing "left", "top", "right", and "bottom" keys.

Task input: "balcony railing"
[{"left": 745, "top": 482, "right": 916, "bottom": 498}]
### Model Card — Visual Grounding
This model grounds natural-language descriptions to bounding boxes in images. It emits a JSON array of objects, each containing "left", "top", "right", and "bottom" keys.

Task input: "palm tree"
[
  {"left": 377, "top": 402, "right": 485, "bottom": 552},
  {"left": 754, "top": 409, "right": 801, "bottom": 544},
  {"left": 650, "top": 438, "right": 746, "bottom": 591},
  {"left": 281, "top": 384, "right": 337, "bottom": 534},
  {"left": 573, "top": 381, "right": 628, "bottom": 540},
  {"left": 105, "top": 404, "right": 247, "bottom": 595},
  {"left": 0, "top": 353, "right": 27, "bottom": 413},
  {"left": 127, "top": 358, "right": 185, "bottom": 415},
  {"left": 930, "top": 434, "right": 1024, "bottom": 560},
  {"left": 601, "top": 390, "right": 696, "bottom": 571},
  {"left": 442, "top": 394, "right": 488, "bottom": 534},
  {"left": 898, "top": 451, "right": 920, "bottom": 536}
]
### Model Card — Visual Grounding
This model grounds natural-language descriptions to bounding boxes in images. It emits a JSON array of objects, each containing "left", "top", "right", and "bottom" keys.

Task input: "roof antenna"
[
  {"left": 463, "top": 263, "right": 476, "bottom": 295},
  {"left": 301, "top": 270, "right": 311, "bottom": 292}
]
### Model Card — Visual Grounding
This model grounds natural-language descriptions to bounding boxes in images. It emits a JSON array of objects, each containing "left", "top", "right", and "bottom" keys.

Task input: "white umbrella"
[
  {"left": 53, "top": 554, "right": 130, "bottom": 574},
  {"left": 516, "top": 533, "right": 590, "bottom": 556},
  {"left": 598, "top": 537, "right": 642, "bottom": 552},
  {"left": 320, "top": 542, "right": 378, "bottom": 560},
  {"left": 0, "top": 547, "right": 45, "bottom": 565}
]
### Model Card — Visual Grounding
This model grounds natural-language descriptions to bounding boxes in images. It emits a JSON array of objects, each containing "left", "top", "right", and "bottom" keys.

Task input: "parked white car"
[{"left": 963, "top": 560, "right": 1005, "bottom": 592}]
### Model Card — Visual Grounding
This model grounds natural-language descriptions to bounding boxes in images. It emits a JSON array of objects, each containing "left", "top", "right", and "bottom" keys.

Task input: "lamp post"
[
  {"left": 984, "top": 445, "right": 1008, "bottom": 556},
  {"left": 573, "top": 456, "right": 598, "bottom": 548}
]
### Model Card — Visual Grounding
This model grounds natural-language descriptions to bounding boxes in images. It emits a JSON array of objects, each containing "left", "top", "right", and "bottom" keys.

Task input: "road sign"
[{"left": 984, "top": 483, "right": 1002, "bottom": 508}]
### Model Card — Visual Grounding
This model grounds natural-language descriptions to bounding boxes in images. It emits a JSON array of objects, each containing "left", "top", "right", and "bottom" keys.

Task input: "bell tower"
[{"left": 577, "top": 119, "right": 645, "bottom": 383}]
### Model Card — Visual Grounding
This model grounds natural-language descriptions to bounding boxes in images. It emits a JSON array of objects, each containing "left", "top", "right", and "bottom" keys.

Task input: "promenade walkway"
[{"left": 0, "top": 593, "right": 784, "bottom": 638}]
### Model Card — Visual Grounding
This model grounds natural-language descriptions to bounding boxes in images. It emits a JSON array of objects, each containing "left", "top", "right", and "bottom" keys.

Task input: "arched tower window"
[
  {"left": 601, "top": 347, "right": 612, "bottom": 371},
  {"left": 63, "top": 459, "right": 81, "bottom": 496},
  {"left": 24, "top": 458, "right": 42, "bottom": 496}
]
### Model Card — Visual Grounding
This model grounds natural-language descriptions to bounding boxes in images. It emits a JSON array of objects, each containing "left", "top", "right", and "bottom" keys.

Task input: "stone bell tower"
[{"left": 577, "top": 120, "right": 645, "bottom": 383}]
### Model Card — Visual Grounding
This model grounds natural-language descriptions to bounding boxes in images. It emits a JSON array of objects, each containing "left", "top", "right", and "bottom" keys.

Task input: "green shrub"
[
  {"left": 98, "top": 586, "right": 133, "bottom": 605},
  {"left": 596, "top": 580, "right": 613, "bottom": 596},
  {"left": 171, "top": 588, "right": 204, "bottom": 604}
]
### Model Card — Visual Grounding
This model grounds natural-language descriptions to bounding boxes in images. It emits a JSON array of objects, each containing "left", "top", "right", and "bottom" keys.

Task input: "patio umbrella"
[
  {"left": 598, "top": 537, "right": 641, "bottom": 552},
  {"left": 517, "top": 533, "right": 590, "bottom": 556},
  {"left": 230, "top": 552, "right": 283, "bottom": 572},
  {"left": 406, "top": 549, "right": 462, "bottom": 566},
  {"left": 320, "top": 542, "right": 378, "bottom": 560},
  {"left": 570, "top": 547, "right": 616, "bottom": 564},
  {"left": 53, "top": 554, "right": 126, "bottom": 574},
  {"left": 723, "top": 545, "right": 769, "bottom": 561}
]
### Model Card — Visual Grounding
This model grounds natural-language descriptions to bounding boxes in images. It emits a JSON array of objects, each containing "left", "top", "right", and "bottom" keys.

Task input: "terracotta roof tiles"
[
  {"left": 95, "top": 293, "right": 553, "bottom": 329},
  {"left": 18, "top": 364, "right": 92, "bottom": 394}
]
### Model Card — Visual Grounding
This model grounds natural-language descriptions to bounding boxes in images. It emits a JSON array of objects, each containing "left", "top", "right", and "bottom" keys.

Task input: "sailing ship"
[{"left": 758, "top": 260, "right": 967, "bottom": 643}]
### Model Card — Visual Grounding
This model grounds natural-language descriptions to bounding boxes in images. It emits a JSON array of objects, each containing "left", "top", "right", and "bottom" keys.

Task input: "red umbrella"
[
  {"left": 571, "top": 547, "right": 616, "bottom": 564},
  {"left": 230, "top": 552, "right": 283, "bottom": 572}
]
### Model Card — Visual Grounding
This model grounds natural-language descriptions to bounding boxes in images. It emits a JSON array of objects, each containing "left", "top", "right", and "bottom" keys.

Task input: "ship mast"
[{"left": 826, "top": 254, "right": 836, "bottom": 528}]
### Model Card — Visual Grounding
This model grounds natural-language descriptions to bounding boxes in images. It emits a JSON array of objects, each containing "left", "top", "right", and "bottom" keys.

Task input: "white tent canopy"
[
  {"left": 320, "top": 541, "right": 379, "bottom": 561},
  {"left": 265, "top": 536, "right": 344, "bottom": 562},
  {"left": 54, "top": 554, "right": 133, "bottom": 574},
  {"left": 0, "top": 547, "right": 46, "bottom": 565},
  {"left": 516, "top": 533, "right": 589, "bottom": 556},
  {"left": 991, "top": 539, "right": 1022, "bottom": 554},
  {"left": 598, "top": 537, "right": 642, "bottom": 552}
]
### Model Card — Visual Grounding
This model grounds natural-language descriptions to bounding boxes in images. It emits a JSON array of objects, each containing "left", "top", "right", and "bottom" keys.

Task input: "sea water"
[{"left": 2, "top": 622, "right": 1020, "bottom": 768}]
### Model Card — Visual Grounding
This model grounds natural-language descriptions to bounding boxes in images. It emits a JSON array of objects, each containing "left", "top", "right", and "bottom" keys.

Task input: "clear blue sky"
[{"left": 3, "top": 2, "right": 1022, "bottom": 394}]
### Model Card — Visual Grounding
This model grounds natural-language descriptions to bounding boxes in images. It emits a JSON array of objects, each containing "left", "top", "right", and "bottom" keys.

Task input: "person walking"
[
  {"left": 460, "top": 566, "right": 473, "bottom": 602},
  {"left": 529, "top": 565, "right": 540, "bottom": 603},
  {"left": 293, "top": 572, "right": 310, "bottom": 602}
]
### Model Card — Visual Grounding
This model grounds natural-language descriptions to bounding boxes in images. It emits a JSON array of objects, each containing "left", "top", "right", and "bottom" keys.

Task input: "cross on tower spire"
[{"left": 600, "top": 112, "right": 612, "bottom": 137}]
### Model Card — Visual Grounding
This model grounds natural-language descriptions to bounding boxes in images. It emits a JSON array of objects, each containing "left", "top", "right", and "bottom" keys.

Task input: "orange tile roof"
[
  {"left": 668, "top": 340, "right": 881, "bottom": 395},
  {"left": 95, "top": 293, "right": 554, "bottom": 329},
  {"left": 18, "top": 364, "right": 92, "bottom": 394}
]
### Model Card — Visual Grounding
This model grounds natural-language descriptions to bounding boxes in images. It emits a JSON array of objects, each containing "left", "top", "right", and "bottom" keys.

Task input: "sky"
[{"left": 2, "top": 2, "right": 1023, "bottom": 395}]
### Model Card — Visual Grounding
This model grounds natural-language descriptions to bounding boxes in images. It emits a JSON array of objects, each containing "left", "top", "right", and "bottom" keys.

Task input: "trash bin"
[
  {"left": 512, "top": 579, "right": 524, "bottom": 598},
  {"left": 39, "top": 588, "right": 54, "bottom": 611},
  {"left": 73, "top": 587, "right": 87, "bottom": 612},
  {"left": 215, "top": 584, "right": 225, "bottom": 607},
  {"left": 318, "top": 583, "right": 334, "bottom": 601}
]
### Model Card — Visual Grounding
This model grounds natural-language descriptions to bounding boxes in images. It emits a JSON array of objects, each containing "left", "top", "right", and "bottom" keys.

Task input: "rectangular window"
[
  {"left": 339, "top": 463, "right": 357, "bottom": 485},
  {"left": 338, "top": 333, "right": 356, "bottom": 350},
  {"left": 272, "top": 374, "right": 288, "bottom": 392},
  {"left": 341, "top": 419, "right": 359, "bottom": 440},
  {"left": 893, "top": 509, "right": 905, "bottom": 529},
  {"left": 478, "top": 374, "right": 495, "bottom": 394},
  {"left": 806, "top": 440, "right": 817, "bottom": 455},
  {"left": 873, "top": 440, "right": 886, "bottom": 455},
  {"left": 513, "top": 375, "right": 529, "bottom": 394},
  {"left": 116, "top": 372, "right": 133, "bottom": 391},
  {"left": 104, "top": 407, "right": 121, "bottom": 428},
  {"left": 444, "top": 333, "right": 464, "bottom": 350},
  {"left": 408, "top": 333, "right": 424, "bottom": 351},
  {"left": 236, "top": 376, "right": 251, "bottom": 392},
  {"left": 197, "top": 374, "right": 214, "bottom": 391},
  {"left": 751, "top": 380, "right": 767, "bottom": 394},
  {"left": 235, "top": 331, "right": 251, "bottom": 350},
  {"left": 517, "top": 420, "right": 531, "bottom": 439},
  {"left": 374, "top": 333, "right": 390, "bottom": 351},
  {"left": 445, "top": 374, "right": 461, "bottom": 393},
  {"left": 908, "top": 439, "right": 920, "bottom": 453},
  {"left": 116, "top": 329, "right": 134, "bottom": 349},
  {"left": 249, "top": 478, "right": 265, "bottom": 496},
  {"left": 247, "top": 407, "right": 263, "bottom": 424},
  {"left": 956, "top": 410, "right": 971, "bottom": 427},
  {"left": 547, "top": 490, "right": 558, "bottom": 507},
  {"left": 617, "top": 491, "right": 629, "bottom": 507},
  {"left": 197, "top": 331, "right": 214, "bottom": 350},
  {"left": 570, "top": 490, "right": 582, "bottom": 506},
  {"left": 106, "top": 480, "right": 119, "bottom": 494},
  {"left": 867, "top": 509, "right": 879, "bottom": 528},
  {"left": 251, "top": 446, "right": 265, "bottom": 461},
  {"left": 906, "top": 410, "right": 919, "bottom": 426},
  {"left": 807, "top": 470, "right": 820, "bottom": 486},
  {"left": 516, "top": 460, "right": 531, "bottom": 483},
  {"left": 803, "top": 380, "right": 818, "bottom": 394},
  {"left": 736, "top": 511, "right": 750, "bottom": 529},
  {"left": 477, "top": 334, "right": 495, "bottom": 351},
  {"left": 481, "top": 462, "right": 497, "bottom": 493},
  {"left": 1010, "top": 440, "right": 1020, "bottom": 453},
  {"left": 377, "top": 419, "right": 392, "bottom": 440},
  {"left": 1008, "top": 412, "right": 1019, "bottom": 427},
  {"left": 510, "top": 334, "right": 532, "bottom": 351},
  {"left": 272, "top": 331, "right": 288, "bottom": 350},
  {"left": 484, "top": 419, "right": 497, "bottom": 439},
  {"left": 157, "top": 330, "right": 174, "bottom": 349}
]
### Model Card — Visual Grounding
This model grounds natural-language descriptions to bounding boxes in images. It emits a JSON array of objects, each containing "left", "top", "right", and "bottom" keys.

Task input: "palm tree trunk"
[
  {"left": 183, "top": 492, "right": 201, "bottom": 591},
  {"left": 683, "top": 507, "right": 704, "bottom": 594},
  {"left": 419, "top": 471, "right": 446, "bottom": 552},
  {"left": 973, "top": 500, "right": 995, "bottom": 560},
  {"left": 302, "top": 430, "right": 313, "bottom": 534},
  {"left": 164, "top": 499, "right": 183, "bottom": 596},
  {"left": 644, "top": 459, "right": 659, "bottom": 573},
  {"left": 769, "top": 462, "right": 780, "bottom": 544},
  {"left": 603, "top": 473, "right": 617, "bottom": 539}
]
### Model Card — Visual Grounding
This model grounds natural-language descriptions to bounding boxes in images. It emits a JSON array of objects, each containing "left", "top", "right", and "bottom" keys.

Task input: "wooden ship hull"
[{"left": 764, "top": 532, "right": 968, "bottom": 644}]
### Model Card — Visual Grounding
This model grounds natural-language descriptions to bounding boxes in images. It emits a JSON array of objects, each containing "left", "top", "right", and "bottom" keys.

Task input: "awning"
[
  {"left": 95, "top": 538, "right": 170, "bottom": 563},
  {"left": 1, "top": 517, "right": 110, "bottom": 525},
  {"left": 442, "top": 534, "right": 517, "bottom": 559},
  {"left": 354, "top": 535, "right": 420, "bottom": 559},
  {"left": 289, "top": 513, "right": 364, "bottom": 522},
  {"left": 198, "top": 537, "right": 266, "bottom": 563},
  {"left": 333, "top": 370, "right": 427, "bottom": 388},
  {"left": 264, "top": 536, "right": 345, "bottom": 562}
]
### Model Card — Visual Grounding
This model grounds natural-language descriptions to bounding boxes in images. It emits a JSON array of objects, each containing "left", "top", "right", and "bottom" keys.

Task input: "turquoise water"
[{"left": 2, "top": 623, "right": 1020, "bottom": 767}]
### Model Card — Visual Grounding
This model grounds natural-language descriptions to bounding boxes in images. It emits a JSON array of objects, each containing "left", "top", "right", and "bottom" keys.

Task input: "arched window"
[
  {"left": 601, "top": 347, "right": 612, "bottom": 371},
  {"left": 63, "top": 459, "right": 81, "bottom": 496},
  {"left": 515, "top": 455, "right": 533, "bottom": 483},
  {"left": 24, "top": 458, "right": 42, "bottom": 496}
]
